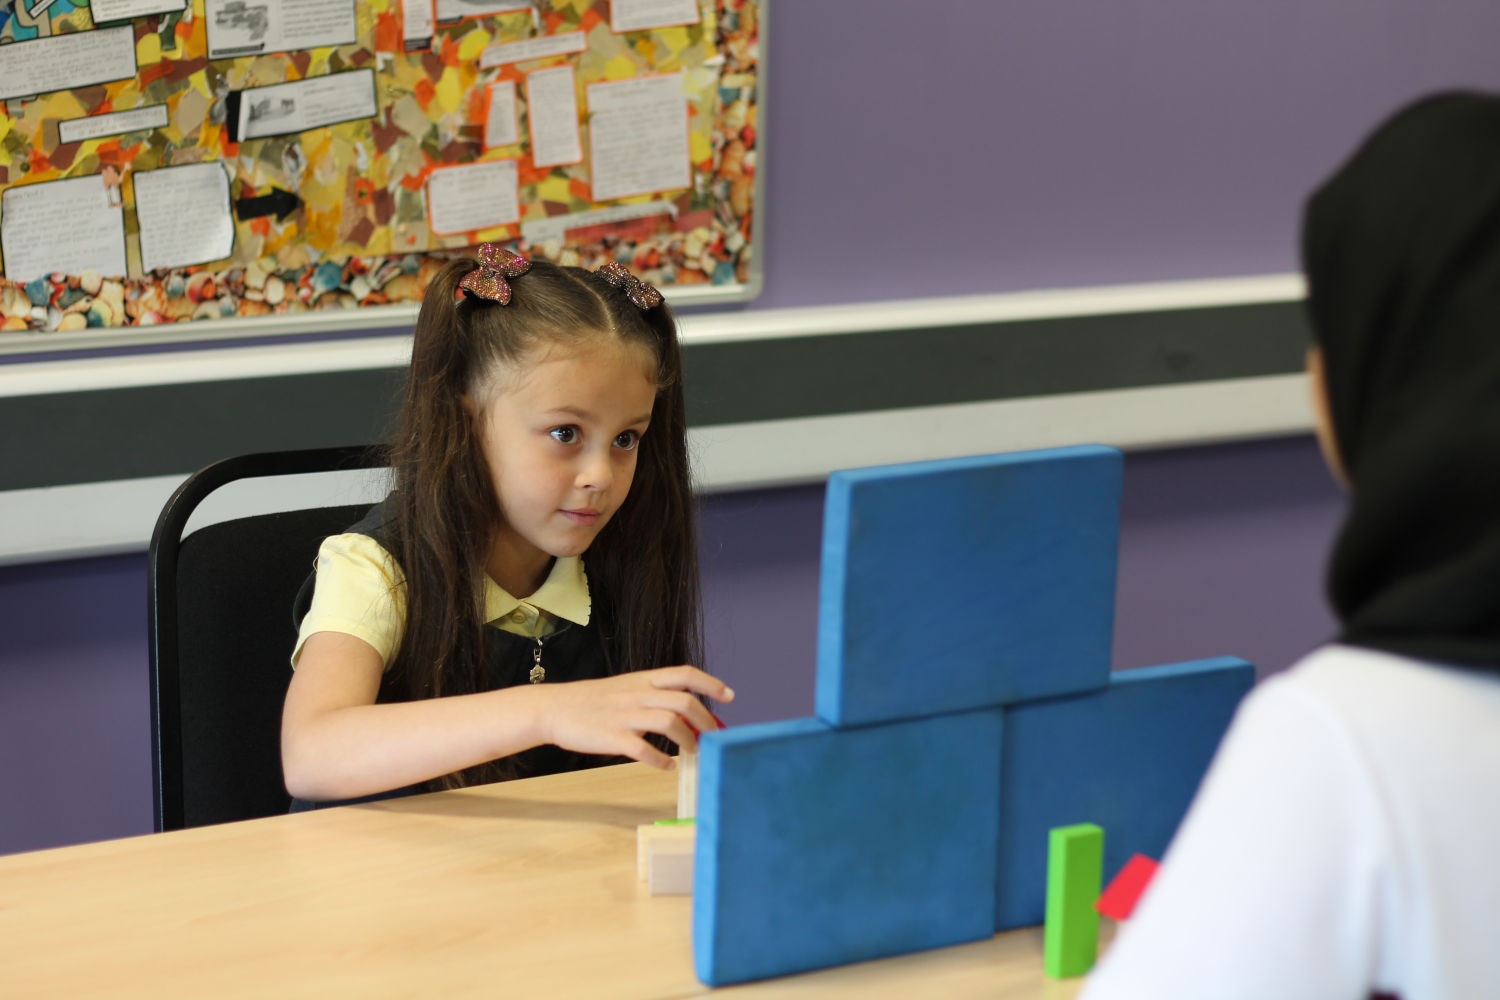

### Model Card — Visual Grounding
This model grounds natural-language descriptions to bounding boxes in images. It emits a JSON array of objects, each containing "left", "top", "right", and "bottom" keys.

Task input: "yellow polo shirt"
[{"left": 292, "top": 533, "right": 592, "bottom": 669}]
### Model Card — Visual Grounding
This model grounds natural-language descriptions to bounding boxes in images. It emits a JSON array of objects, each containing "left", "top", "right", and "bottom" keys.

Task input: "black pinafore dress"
[{"left": 287, "top": 502, "right": 627, "bottom": 811}]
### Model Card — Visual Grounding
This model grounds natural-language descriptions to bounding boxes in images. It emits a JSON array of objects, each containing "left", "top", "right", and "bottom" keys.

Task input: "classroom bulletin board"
[{"left": 0, "top": 0, "right": 762, "bottom": 348}]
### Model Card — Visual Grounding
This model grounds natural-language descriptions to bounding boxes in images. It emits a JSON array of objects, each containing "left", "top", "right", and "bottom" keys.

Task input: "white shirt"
[{"left": 1081, "top": 644, "right": 1500, "bottom": 1000}]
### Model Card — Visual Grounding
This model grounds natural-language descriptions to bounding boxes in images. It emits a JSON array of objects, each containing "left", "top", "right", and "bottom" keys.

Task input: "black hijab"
[{"left": 1303, "top": 91, "right": 1500, "bottom": 668}]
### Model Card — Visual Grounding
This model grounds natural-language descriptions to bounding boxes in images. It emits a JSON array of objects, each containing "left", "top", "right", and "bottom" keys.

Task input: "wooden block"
[
  {"left": 637, "top": 823, "right": 695, "bottom": 883},
  {"left": 1043, "top": 823, "right": 1103, "bottom": 979},
  {"left": 693, "top": 710, "right": 1002, "bottom": 986},
  {"left": 648, "top": 836, "right": 695, "bottom": 895},
  {"left": 995, "top": 656, "right": 1253, "bottom": 930},
  {"left": 677, "top": 750, "right": 698, "bottom": 819},
  {"left": 815, "top": 445, "right": 1120, "bottom": 728},
  {"left": 1096, "top": 853, "right": 1159, "bottom": 921}
]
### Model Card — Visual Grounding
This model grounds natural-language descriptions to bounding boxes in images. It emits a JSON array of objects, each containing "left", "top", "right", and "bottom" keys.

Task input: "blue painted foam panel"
[
  {"left": 693, "top": 710, "right": 1004, "bottom": 986},
  {"left": 994, "top": 656, "right": 1254, "bottom": 930},
  {"left": 815, "top": 445, "right": 1121, "bottom": 728}
]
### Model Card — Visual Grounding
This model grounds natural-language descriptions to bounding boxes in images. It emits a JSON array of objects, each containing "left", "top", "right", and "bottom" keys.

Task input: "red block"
[{"left": 1095, "top": 854, "right": 1159, "bottom": 921}]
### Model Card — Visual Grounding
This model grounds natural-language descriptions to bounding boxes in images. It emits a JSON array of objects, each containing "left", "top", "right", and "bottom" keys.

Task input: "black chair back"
[{"left": 148, "top": 446, "right": 387, "bottom": 831}]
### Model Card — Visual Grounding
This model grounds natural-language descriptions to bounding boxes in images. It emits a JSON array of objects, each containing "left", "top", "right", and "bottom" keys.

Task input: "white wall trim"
[{"left": 691, "top": 373, "right": 1312, "bottom": 491}]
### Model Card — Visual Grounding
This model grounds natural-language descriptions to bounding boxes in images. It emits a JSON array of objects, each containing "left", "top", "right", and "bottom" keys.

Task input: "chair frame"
[{"left": 147, "top": 444, "right": 386, "bottom": 832}]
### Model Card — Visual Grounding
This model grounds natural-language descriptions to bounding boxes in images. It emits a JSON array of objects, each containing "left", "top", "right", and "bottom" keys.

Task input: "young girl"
[
  {"left": 282, "top": 247, "right": 732, "bottom": 804},
  {"left": 1082, "top": 92, "right": 1500, "bottom": 998}
]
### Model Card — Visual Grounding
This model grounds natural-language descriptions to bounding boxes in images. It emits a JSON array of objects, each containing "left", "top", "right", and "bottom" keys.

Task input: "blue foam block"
[
  {"left": 815, "top": 445, "right": 1122, "bottom": 728},
  {"left": 693, "top": 710, "right": 1004, "bottom": 986},
  {"left": 994, "top": 656, "right": 1254, "bottom": 930}
]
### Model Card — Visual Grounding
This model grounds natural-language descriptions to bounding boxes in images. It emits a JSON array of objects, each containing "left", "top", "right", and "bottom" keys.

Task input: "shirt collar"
[{"left": 483, "top": 555, "right": 591, "bottom": 626}]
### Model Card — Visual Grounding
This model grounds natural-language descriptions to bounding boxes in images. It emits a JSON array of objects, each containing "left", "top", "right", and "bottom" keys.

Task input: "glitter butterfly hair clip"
[
  {"left": 596, "top": 259, "right": 663, "bottom": 310},
  {"left": 457, "top": 244, "right": 531, "bottom": 305}
]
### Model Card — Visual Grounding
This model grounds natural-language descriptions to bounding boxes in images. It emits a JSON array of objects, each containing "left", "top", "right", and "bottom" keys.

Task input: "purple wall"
[
  {"left": 0, "top": 553, "right": 152, "bottom": 853},
  {"left": 1113, "top": 438, "right": 1341, "bottom": 673},
  {"left": 0, "top": 437, "right": 1344, "bottom": 856},
  {"left": 754, "top": 0, "right": 1500, "bottom": 308}
]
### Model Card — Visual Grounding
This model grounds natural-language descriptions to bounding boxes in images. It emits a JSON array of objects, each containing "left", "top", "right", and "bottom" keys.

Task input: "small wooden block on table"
[{"left": 638, "top": 822, "right": 696, "bottom": 895}]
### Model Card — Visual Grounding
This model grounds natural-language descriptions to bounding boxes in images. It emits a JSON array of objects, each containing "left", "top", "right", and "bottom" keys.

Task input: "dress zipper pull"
[{"left": 528, "top": 636, "right": 545, "bottom": 684}]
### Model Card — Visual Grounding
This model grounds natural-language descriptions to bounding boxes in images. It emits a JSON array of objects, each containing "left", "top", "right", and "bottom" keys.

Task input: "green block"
[
  {"left": 1043, "top": 822, "right": 1104, "bottom": 979},
  {"left": 655, "top": 817, "right": 696, "bottom": 826}
]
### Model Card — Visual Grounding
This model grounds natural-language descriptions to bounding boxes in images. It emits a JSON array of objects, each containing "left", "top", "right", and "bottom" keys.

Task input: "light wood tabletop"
[{"left": 0, "top": 762, "right": 1094, "bottom": 999}]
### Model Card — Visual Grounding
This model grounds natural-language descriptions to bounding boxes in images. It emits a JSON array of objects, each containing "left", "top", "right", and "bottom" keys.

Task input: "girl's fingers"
[
  {"left": 649, "top": 665, "right": 735, "bottom": 702},
  {"left": 623, "top": 734, "right": 674, "bottom": 770},
  {"left": 641, "top": 689, "right": 717, "bottom": 737},
  {"left": 544, "top": 673, "right": 731, "bottom": 762},
  {"left": 639, "top": 708, "right": 699, "bottom": 754}
]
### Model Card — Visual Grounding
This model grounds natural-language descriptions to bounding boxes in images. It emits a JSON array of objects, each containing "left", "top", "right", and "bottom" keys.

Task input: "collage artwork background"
[{"left": 0, "top": 0, "right": 759, "bottom": 335}]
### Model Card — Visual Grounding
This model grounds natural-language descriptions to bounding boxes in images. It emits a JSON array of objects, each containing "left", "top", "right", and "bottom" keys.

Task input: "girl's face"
[{"left": 475, "top": 337, "right": 657, "bottom": 594}]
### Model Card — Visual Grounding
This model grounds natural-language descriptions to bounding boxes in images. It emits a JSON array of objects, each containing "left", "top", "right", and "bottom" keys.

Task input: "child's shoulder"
[{"left": 316, "top": 531, "right": 403, "bottom": 588}]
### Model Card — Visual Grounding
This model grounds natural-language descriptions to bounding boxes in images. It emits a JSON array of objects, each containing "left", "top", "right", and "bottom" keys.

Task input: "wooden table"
[{"left": 0, "top": 763, "right": 1091, "bottom": 999}]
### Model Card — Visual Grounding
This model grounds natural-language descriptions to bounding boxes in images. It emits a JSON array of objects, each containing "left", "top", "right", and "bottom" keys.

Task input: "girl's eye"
[
  {"left": 549, "top": 426, "right": 579, "bottom": 444},
  {"left": 613, "top": 430, "right": 641, "bottom": 451}
]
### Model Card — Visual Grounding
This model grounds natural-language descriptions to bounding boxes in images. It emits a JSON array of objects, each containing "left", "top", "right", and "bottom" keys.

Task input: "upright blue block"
[
  {"left": 816, "top": 445, "right": 1122, "bottom": 727},
  {"left": 994, "top": 656, "right": 1254, "bottom": 930},
  {"left": 693, "top": 710, "right": 1004, "bottom": 986}
]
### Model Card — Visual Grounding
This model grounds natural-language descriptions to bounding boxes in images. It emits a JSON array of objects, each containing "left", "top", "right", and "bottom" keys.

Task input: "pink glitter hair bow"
[
  {"left": 596, "top": 260, "right": 663, "bottom": 310},
  {"left": 458, "top": 244, "right": 531, "bottom": 305}
]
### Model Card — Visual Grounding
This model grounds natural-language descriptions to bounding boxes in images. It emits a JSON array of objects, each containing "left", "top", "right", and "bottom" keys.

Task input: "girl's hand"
[{"left": 536, "top": 666, "right": 735, "bottom": 769}]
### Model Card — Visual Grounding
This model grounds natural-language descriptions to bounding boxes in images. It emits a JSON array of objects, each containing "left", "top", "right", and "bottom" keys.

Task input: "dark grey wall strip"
[
  {"left": 4, "top": 370, "right": 407, "bottom": 492},
  {"left": 685, "top": 301, "right": 1308, "bottom": 424}
]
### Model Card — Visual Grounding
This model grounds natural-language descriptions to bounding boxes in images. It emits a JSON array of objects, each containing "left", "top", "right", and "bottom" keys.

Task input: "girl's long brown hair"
[{"left": 382, "top": 254, "right": 701, "bottom": 788}]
